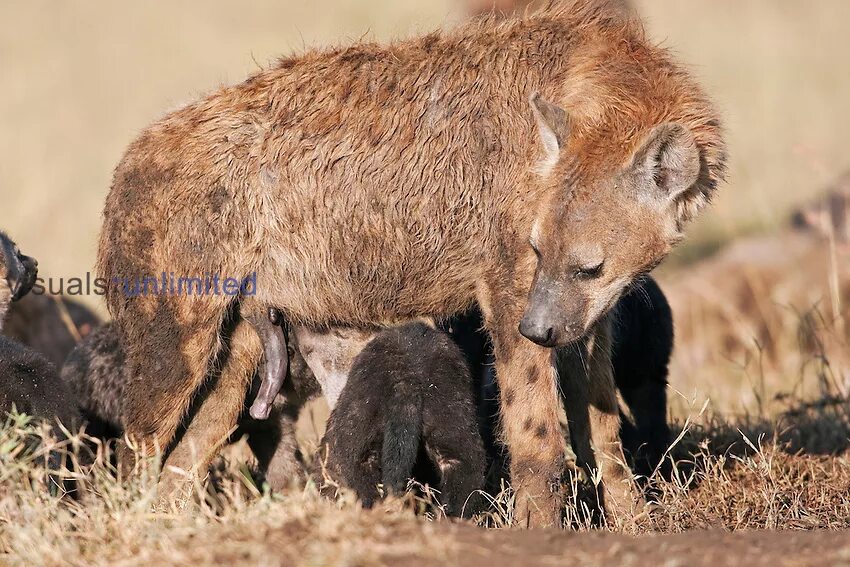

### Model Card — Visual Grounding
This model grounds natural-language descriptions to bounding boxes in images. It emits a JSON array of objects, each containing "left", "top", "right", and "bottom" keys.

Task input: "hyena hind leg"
[
  {"left": 157, "top": 313, "right": 262, "bottom": 506},
  {"left": 119, "top": 294, "right": 233, "bottom": 475}
]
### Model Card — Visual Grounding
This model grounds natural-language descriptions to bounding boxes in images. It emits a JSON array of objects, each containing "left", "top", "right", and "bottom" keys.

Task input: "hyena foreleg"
[
  {"left": 557, "top": 315, "right": 638, "bottom": 527},
  {"left": 480, "top": 283, "right": 567, "bottom": 528}
]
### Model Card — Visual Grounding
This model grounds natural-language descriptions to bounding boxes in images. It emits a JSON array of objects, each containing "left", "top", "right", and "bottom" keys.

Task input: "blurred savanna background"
[
  {"left": 2, "top": 0, "right": 848, "bottom": 415},
  {"left": 1, "top": 1, "right": 850, "bottom": 563}
]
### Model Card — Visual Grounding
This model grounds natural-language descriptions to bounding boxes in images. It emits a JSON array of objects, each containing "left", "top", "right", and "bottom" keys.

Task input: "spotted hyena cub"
[
  {"left": 1, "top": 231, "right": 80, "bottom": 470},
  {"left": 316, "top": 322, "right": 487, "bottom": 518}
]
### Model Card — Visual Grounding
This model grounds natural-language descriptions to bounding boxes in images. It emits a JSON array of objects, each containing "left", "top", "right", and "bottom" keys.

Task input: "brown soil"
[
  {"left": 139, "top": 516, "right": 850, "bottom": 567},
  {"left": 444, "top": 526, "right": 850, "bottom": 567}
]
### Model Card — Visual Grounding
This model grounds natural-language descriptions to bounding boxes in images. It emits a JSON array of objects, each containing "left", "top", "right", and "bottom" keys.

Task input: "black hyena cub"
[
  {"left": 316, "top": 322, "right": 487, "bottom": 518},
  {"left": 1, "top": 231, "right": 80, "bottom": 491},
  {"left": 1, "top": 231, "right": 79, "bottom": 430},
  {"left": 609, "top": 276, "right": 674, "bottom": 482}
]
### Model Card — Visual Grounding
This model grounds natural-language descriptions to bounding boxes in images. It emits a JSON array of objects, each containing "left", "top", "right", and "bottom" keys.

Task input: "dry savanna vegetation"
[{"left": 1, "top": 0, "right": 850, "bottom": 565}]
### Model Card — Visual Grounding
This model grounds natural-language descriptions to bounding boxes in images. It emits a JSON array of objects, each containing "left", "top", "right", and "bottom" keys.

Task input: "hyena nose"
[{"left": 518, "top": 318, "right": 558, "bottom": 348}]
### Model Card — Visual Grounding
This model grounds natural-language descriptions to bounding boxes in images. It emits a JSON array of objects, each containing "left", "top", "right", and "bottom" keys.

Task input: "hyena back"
[{"left": 98, "top": 1, "right": 724, "bottom": 526}]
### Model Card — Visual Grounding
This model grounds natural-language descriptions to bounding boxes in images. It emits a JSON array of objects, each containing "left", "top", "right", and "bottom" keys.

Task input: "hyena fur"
[
  {"left": 442, "top": 275, "right": 673, "bottom": 498},
  {"left": 1, "top": 231, "right": 81, "bottom": 488}
]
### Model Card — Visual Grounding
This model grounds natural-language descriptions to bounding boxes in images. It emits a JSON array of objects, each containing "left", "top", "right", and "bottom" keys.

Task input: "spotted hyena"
[
  {"left": 443, "top": 275, "right": 673, "bottom": 505},
  {"left": 97, "top": 2, "right": 725, "bottom": 526}
]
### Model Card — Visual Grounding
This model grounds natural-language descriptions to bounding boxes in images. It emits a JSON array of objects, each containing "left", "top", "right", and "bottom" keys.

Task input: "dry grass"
[
  {"left": 2, "top": 1, "right": 850, "bottom": 565},
  {"left": 2, "top": 384, "right": 849, "bottom": 565},
  {"left": 5, "top": 248, "right": 845, "bottom": 563},
  {"left": 2, "top": 249, "right": 849, "bottom": 557}
]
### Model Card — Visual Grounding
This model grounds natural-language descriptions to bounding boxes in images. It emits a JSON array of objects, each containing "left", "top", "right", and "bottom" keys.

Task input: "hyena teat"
[
  {"left": 243, "top": 306, "right": 290, "bottom": 420},
  {"left": 317, "top": 323, "right": 487, "bottom": 518},
  {"left": 243, "top": 307, "right": 362, "bottom": 421}
]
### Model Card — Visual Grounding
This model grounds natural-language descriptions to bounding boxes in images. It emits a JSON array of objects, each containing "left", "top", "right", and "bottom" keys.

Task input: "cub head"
[
  {"left": 0, "top": 231, "right": 38, "bottom": 306},
  {"left": 519, "top": 92, "right": 722, "bottom": 347}
]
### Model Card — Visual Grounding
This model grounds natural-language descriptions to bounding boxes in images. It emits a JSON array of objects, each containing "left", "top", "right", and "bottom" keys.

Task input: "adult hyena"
[{"left": 98, "top": 1, "right": 725, "bottom": 527}]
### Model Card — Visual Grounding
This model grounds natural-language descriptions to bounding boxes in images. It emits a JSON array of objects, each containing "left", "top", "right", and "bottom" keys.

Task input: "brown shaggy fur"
[{"left": 97, "top": 1, "right": 725, "bottom": 526}]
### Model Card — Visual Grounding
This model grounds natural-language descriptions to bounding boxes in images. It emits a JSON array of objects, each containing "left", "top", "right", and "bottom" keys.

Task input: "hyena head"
[
  {"left": 0, "top": 232, "right": 38, "bottom": 305},
  {"left": 519, "top": 92, "right": 721, "bottom": 347}
]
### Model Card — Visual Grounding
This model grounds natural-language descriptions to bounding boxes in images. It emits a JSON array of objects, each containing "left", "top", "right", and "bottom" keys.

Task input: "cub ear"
[
  {"left": 629, "top": 122, "right": 700, "bottom": 208},
  {"left": 529, "top": 92, "right": 570, "bottom": 174}
]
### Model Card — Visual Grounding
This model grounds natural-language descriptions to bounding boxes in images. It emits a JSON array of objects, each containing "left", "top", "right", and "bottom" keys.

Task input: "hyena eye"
[{"left": 573, "top": 261, "right": 604, "bottom": 280}]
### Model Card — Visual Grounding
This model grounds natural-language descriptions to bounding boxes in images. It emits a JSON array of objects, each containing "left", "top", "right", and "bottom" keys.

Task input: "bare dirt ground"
[
  {"left": 441, "top": 527, "right": 850, "bottom": 567},
  {"left": 121, "top": 511, "right": 850, "bottom": 567}
]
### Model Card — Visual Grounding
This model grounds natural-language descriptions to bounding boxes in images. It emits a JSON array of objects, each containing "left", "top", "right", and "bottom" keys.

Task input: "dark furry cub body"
[
  {"left": 611, "top": 276, "right": 673, "bottom": 481},
  {"left": 318, "top": 323, "right": 486, "bottom": 518},
  {"left": 0, "top": 336, "right": 79, "bottom": 431},
  {"left": 1, "top": 231, "right": 81, "bottom": 492}
]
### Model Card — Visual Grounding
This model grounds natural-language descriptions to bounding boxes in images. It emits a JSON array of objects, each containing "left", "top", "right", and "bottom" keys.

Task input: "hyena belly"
[{"left": 256, "top": 198, "right": 487, "bottom": 326}]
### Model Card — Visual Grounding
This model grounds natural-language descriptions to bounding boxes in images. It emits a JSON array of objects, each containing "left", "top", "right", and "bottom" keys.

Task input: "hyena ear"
[
  {"left": 629, "top": 122, "right": 700, "bottom": 214},
  {"left": 529, "top": 92, "right": 570, "bottom": 174}
]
